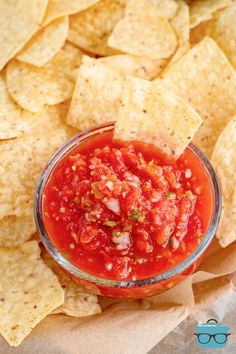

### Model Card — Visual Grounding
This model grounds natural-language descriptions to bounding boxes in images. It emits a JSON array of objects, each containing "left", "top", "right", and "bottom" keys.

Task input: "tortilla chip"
[
  {"left": 56, "top": 102, "right": 79, "bottom": 137},
  {"left": 0, "top": 241, "right": 64, "bottom": 347},
  {"left": 108, "top": 0, "right": 177, "bottom": 60},
  {"left": 211, "top": 117, "right": 236, "bottom": 247},
  {"left": 189, "top": 0, "right": 231, "bottom": 28},
  {"left": 114, "top": 77, "right": 202, "bottom": 159},
  {"left": 166, "top": 43, "right": 190, "bottom": 69},
  {"left": 17, "top": 17, "right": 69, "bottom": 67},
  {"left": 211, "top": 1, "right": 236, "bottom": 69},
  {"left": 0, "top": 115, "right": 72, "bottom": 218},
  {"left": 190, "top": 19, "right": 214, "bottom": 45},
  {"left": 0, "top": 0, "right": 48, "bottom": 71},
  {"left": 98, "top": 55, "right": 167, "bottom": 80},
  {"left": 24, "top": 104, "right": 77, "bottom": 137},
  {"left": 43, "top": 0, "right": 100, "bottom": 26},
  {"left": 167, "top": 0, "right": 190, "bottom": 67},
  {"left": 6, "top": 43, "right": 83, "bottom": 113},
  {"left": 41, "top": 249, "right": 101, "bottom": 317},
  {"left": 157, "top": 37, "right": 236, "bottom": 157},
  {"left": 125, "top": 0, "right": 178, "bottom": 20},
  {"left": 0, "top": 75, "right": 40, "bottom": 139},
  {"left": 0, "top": 215, "right": 36, "bottom": 248},
  {"left": 68, "top": 0, "right": 125, "bottom": 56},
  {"left": 171, "top": 0, "right": 190, "bottom": 44},
  {"left": 67, "top": 56, "right": 123, "bottom": 131}
]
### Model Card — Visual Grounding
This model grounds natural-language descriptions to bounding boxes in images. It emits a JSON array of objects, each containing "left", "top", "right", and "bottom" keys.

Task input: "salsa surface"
[{"left": 42, "top": 131, "right": 213, "bottom": 281}]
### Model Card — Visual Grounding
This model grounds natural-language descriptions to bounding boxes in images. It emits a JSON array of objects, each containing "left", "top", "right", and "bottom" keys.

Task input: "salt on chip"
[
  {"left": 189, "top": 0, "right": 231, "bottom": 29},
  {"left": 42, "top": 249, "right": 101, "bottom": 317},
  {"left": 157, "top": 37, "right": 236, "bottom": 157},
  {"left": 0, "top": 241, "right": 64, "bottom": 347},
  {"left": 6, "top": 43, "right": 83, "bottom": 113},
  {"left": 0, "top": 76, "right": 39, "bottom": 139},
  {"left": 43, "top": 0, "right": 100, "bottom": 26},
  {"left": 67, "top": 56, "right": 124, "bottom": 131},
  {"left": 98, "top": 55, "right": 167, "bottom": 80},
  {"left": 0, "top": 116, "right": 72, "bottom": 218},
  {"left": 114, "top": 77, "right": 202, "bottom": 159},
  {"left": 211, "top": 2, "right": 236, "bottom": 69},
  {"left": 211, "top": 117, "right": 236, "bottom": 247},
  {"left": 108, "top": 0, "right": 177, "bottom": 60},
  {"left": 0, "top": 215, "right": 36, "bottom": 248},
  {"left": 0, "top": 0, "right": 48, "bottom": 71},
  {"left": 68, "top": 0, "right": 125, "bottom": 56},
  {"left": 17, "top": 16, "right": 69, "bottom": 67}
]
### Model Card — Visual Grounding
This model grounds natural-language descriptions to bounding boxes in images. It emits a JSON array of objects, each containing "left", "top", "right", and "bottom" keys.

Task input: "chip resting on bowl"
[
  {"left": 114, "top": 77, "right": 202, "bottom": 159},
  {"left": 157, "top": 37, "right": 236, "bottom": 157},
  {"left": 211, "top": 116, "right": 236, "bottom": 247},
  {"left": 0, "top": 0, "right": 48, "bottom": 71},
  {"left": 0, "top": 241, "right": 64, "bottom": 347},
  {"left": 17, "top": 16, "right": 69, "bottom": 67}
]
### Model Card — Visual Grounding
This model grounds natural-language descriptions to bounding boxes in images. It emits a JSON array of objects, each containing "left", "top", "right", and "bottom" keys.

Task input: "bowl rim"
[{"left": 34, "top": 122, "right": 222, "bottom": 289}]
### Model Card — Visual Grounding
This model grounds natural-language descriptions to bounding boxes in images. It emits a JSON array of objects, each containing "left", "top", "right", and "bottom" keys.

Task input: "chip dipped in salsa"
[{"left": 41, "top": 128, "right": 214, "bottom": 282}]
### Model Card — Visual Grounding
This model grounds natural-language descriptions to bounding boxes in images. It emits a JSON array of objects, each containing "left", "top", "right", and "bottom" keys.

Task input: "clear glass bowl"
[{"left": 35, "top": 122, "right": 222, "bottom": 299}]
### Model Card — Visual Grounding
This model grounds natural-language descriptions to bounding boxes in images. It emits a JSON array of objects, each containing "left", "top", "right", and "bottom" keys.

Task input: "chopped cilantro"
[
  {"left": 112, "top": 230, "right": 120, "bottom": 238},
  {"left": 185, "top": 190, "right": 195, "bottom": 200},
  {"left": 129, "top": 210, "right": 142, "bottom": 221},
  {"left": 165, "top": 192, "right": 176, "bottom": 200},
  {"left": 123, "top": 224, "right": 132, "bottom": 232},
  {"left": 62, "top": 251, "right": 69, "bottom": 258},
  {"left": 103, "top": 220, "right": 118, "bottom": 227}
]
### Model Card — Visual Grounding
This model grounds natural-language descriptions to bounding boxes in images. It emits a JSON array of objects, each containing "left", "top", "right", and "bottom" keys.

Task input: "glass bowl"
[{"left": 35, "top": 122, "right": 222, "bottom": 299}]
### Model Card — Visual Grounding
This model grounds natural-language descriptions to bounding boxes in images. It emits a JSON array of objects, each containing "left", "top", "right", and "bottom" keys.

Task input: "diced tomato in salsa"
[{"left": 42, "top": 132, "right": 213, "bottom": 281}]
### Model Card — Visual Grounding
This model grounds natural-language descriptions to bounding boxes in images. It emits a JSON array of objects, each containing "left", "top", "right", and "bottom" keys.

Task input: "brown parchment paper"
[{"left": 1, "top": 239, "right": 236, "bottom": 354}]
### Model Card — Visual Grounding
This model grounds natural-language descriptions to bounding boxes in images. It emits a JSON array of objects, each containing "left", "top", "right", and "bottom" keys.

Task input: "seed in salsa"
[{"left": 42, "top": 131, "right": 213, "bottom": 281}]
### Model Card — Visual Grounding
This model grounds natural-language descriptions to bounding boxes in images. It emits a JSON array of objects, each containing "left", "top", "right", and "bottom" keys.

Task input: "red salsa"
[{"left": 42, "top": 131, "right": 213, "bottom": 281}]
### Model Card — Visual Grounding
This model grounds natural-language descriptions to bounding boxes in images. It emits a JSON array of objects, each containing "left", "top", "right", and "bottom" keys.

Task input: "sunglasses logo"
[{"left": 194, "top": 319, "right": 230, "bottom": 349}]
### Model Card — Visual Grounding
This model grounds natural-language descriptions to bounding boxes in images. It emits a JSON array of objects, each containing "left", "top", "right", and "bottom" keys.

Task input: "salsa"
[{"left": 42, "top": 131, "right": 213, "bottom": 281}]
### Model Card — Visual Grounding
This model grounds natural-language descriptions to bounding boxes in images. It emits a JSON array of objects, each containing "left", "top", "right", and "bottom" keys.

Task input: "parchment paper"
[{"left": 1, "top": 239, "right": 236, "bottom": 354}]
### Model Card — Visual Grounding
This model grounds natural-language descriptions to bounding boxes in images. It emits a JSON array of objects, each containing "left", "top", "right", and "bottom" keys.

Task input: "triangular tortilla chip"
[
  {"left": 114, "top": 77, "right": 202, "bottom": 159},
  {"left": 157, "top": 37, "right": 236, "bottom": 157},
  {"left": 0, "top": 0, "right": 48, "bottom": 70},
  {"left": 0, "top": 241, "right": 64, "bottom": 347},
  {"left": 211, "top": 117, "right": 236, "bottom": 247}
]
